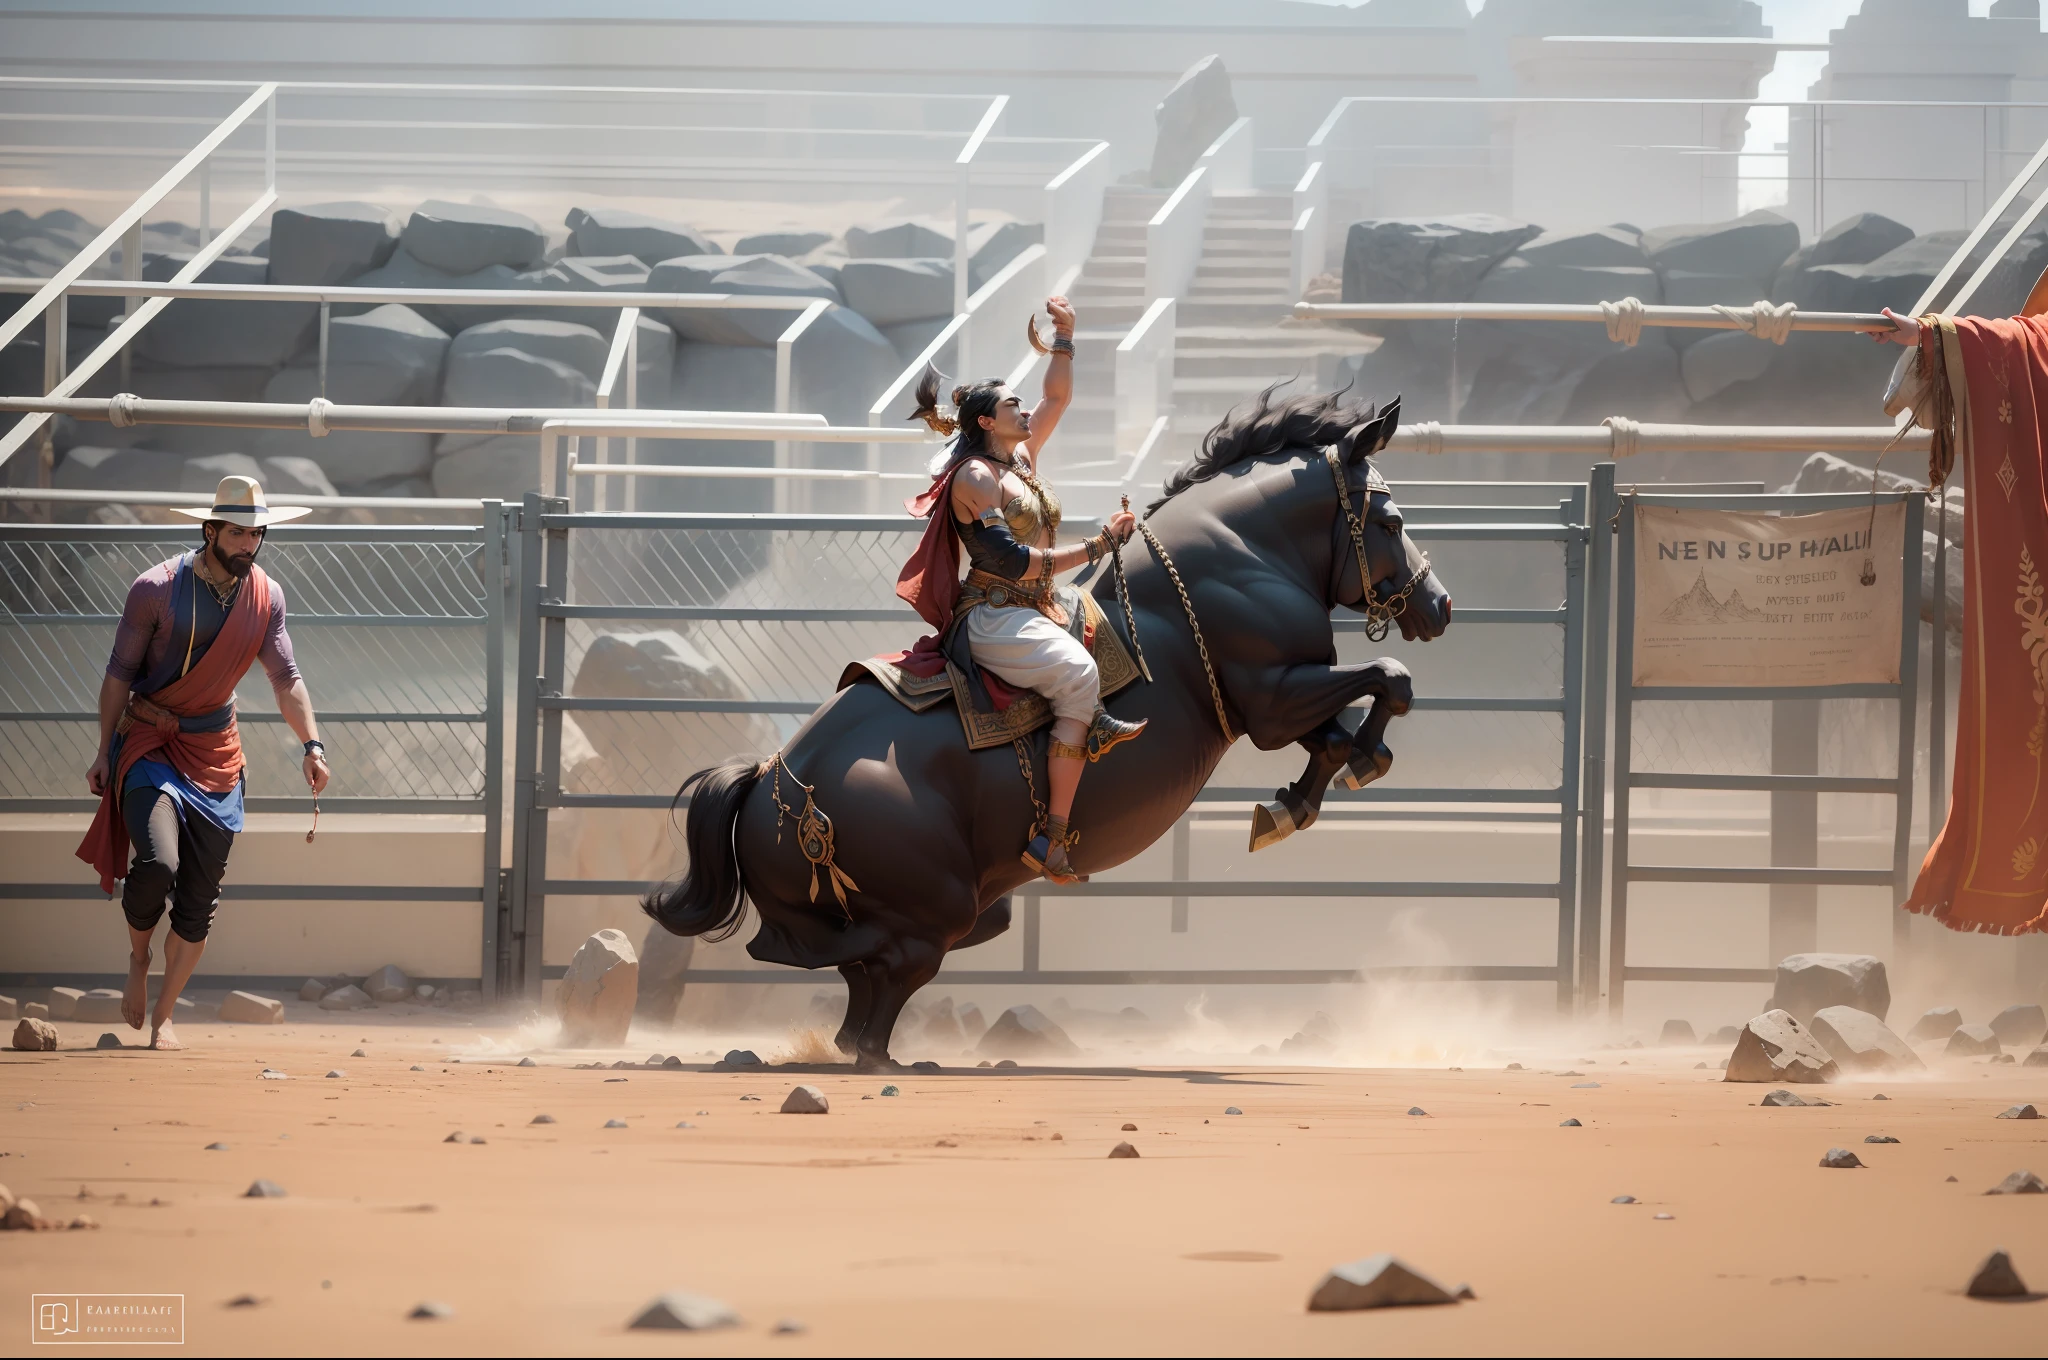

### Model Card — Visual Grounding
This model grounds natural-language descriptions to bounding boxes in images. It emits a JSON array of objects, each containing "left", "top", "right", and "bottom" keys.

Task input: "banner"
[{"left": 1632, "top": 502, "right": 1906, "bottom": 688}]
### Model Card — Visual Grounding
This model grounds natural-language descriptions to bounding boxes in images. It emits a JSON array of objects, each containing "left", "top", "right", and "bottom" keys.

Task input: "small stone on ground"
[
  {"left": 1109, "top": 1142, "right": 1140, "bottom": 1158},
  {"left": 530, "top": 1114, "right": 555, "bottom": 1125},
  {"left": 1612, "top": 1195, "right": 1636, "bottom": 1204},
  {"left": 243, "top": 1180, "right": 286, "bottom": 1198},
  {"left": 95, "top": 1033, "right": 121, "bottom": 1049},
  {"left": 1987, "top": 1170, "right": 2048, "bottom": 1195},
  {"left": 517, "top": 1057, "right": 536, "bottom": 1067},
  {"left": 604, "top": 1119, "right": 627, "bottom": 1128},
  {"left": 408, "top": 1301, "right": 454, "bottom": 1320},
  {"left": 1967, "top": 1250, "right": 2030, "bottom": 1299},
  {"left": 780, "top": 1085, "right": 829, "bottom": 1114},
  {"left": 1559, "top": 1118, "right": 1582, "bottom": 1127},
  {"left": 1224, "top": 1106, "right": 1242, "bottom": 1115},
  {"left": 626, "top": 1291, "right": 738, "bottom": 1331},
  {"left": 1865, "top": 1135, "right": 1900, "bottom": 1144},
  {"left": 1820, "top": 1147, "right": 1864, "bottom": 1168},
  {"left": 1307, "top": 1254, "right": 1460, "bottom": 1311},
  {"left": 1997, "top": 1104, "right": 2041, "bottom": 1120}
]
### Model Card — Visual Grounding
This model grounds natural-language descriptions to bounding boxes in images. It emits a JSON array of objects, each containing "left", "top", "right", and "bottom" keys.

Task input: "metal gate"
[
  {"left": 1602, "top": 487, "right": 1924, "bottom": 1010},
  {"left": 506, "top": 484, "right": 1590, "bottom": 1006},
  {"left": 0, "top": 514, "right": 509, "bottom": 995}
]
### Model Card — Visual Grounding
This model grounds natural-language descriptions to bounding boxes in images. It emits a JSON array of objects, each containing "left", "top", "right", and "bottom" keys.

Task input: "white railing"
[
  {"left": 1044, "top": 141, "right": 1112, "bottom": 290},
  {"left": 1114, "top": 296, "right": 1176, "bottom": 443},
  {"left": 1199, "top": 115, "right": 1256, "bottom": 196},
  {"left": 1291, "top": 160, "right": 1328, "bottom": 299},
  {"left": 952, "top": 94, "right": 1009, "bottom": 315},
  {"left": 1144, "top": 169, "right": 1210, "bottom": 303}
]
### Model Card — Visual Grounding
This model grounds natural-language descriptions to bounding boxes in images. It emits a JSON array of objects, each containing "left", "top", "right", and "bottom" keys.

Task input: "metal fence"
[
  {"left": 0, "top": 513, "right": 508, "bottom": 993},
  {"left": 506, "top": 485, "right": 1591, "bottom": 1009}
]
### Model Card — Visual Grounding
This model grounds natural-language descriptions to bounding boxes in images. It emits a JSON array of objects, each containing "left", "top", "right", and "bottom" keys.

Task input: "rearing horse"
[{"left": 644, "top": 388, "right": 1452, "bottom": 1070}]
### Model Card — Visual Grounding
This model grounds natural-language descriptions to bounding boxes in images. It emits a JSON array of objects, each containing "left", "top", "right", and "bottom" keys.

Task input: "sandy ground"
[{"left": 5, "top": 1016, "right": 2048, "bottom": 1357}]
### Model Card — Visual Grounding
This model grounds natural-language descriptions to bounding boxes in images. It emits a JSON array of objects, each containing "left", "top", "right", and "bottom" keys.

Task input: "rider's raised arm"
[{"left": 1023, "top": 295, "right": 1076, "bottom": 460}]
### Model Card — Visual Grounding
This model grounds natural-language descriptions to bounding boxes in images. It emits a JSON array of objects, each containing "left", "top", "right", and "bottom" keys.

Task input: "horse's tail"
[{"left": 641, "top": 758, "right": 764, "bottom": 943}]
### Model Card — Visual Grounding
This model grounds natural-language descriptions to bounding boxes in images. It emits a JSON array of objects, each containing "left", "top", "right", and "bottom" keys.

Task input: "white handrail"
[
  {"left": 1145, "top": 165, "right": 1211, "bottom": 302},
  {"left": 1295, "top": 300, "right": 1890, "bottom": 333},
  {"left": 1198, "top": 115, "right": 1255, "bottom": 195},
  {"left": 1115, "top": 297, "right": 1177, "bottom": 439},
  {"left": 0, "top": 395, "right": 852, "bottom": 438},
  {"left": 0, "top": 279, "right": 827, "bottom": 310},
  {"left": 1291, "top": 159, "right": 1328, "bottom": 299},
  {"left": 0, "top": 80, "right": 277, "bottom": 356},
  {"left": 1044, "top": 141, "right": 1112, "bottom": 288},
  {"left": 0, "top": 485, "right": 482, "bottom": 512}
]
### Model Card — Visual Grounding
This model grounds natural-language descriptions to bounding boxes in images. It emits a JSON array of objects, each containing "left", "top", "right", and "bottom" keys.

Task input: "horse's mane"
[{"left": 1147, "top": 383, "right": 1383, "bottom": 515}]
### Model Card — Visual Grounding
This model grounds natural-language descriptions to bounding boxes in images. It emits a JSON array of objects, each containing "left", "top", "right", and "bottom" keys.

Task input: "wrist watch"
[{"left": 303, "top": 738, "right": 325, "bottom": 757}]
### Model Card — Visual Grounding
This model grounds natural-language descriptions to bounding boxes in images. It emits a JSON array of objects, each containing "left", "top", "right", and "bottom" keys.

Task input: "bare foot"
[
  {"left": 122, "top": 951, "right": 150, "bottom": 1030},
  {"left": 148, "top": 1019, "right": 184, "bottom": 1051}
]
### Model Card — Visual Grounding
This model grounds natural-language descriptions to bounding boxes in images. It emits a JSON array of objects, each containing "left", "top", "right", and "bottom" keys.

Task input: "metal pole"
[
  {"left": 198, "top": 158, "right": 211, "bottom": 247},
  {"left": 119, "top": 223, "right": 141, "bottom": 392},
  {"left": 623, "top": 319, "right": 639, "bottom": 514},
  {"left": 37, "top": 293, "right": 66, "bottom": 500},
  {"left": 317, "top": 302, "right": 331, "bottom": 399},
  {"left": 1893, "top": 494, "right": 1925, "bottom": 968},
  {"left": 1555, "top": 487, "right": 1587, "bottom": 1015},
  {"left": 1930, "top": 489, "right": 1948, "bottom": 847},
  {"left": 1607, "top": 492, "right": 1637, "bottom": 1020},
  {"left": 479, "top": 501, "right": 507, "bottom": 1002},
  {"left": 265, "top": 87, "right": 277, "bottom": 192},
  {"left": 1577, "top": 464, "right": 1615, "bottom": 1013},
  {"left": 954, "top": 163, "right": 971, "bottom": 319},
  {"left": 508, "top": 493, "right": 544, "bottom": 1000},
  {"left": 533, "top": 497, "right": 570, "bottom": 998},
  {"left": 1170, "top": 817, "right": 1190, "bottom": 933},
  {"left": 1769, "top": 698, "right": 1821, "bottom": 961}
]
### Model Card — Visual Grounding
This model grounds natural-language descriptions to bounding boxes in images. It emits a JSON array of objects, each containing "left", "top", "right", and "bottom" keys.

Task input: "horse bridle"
[{"left": 1324, "top": 447, "right": 1432, "bottom": 643}]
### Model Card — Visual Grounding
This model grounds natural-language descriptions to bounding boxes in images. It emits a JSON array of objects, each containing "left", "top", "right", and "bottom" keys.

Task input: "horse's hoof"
[
  {"left": 1249, "top": 797, "right": 1300, "bottom": 852},
  {"left": 1338, "top": 742, "right": 1394, "bottom": 791}
]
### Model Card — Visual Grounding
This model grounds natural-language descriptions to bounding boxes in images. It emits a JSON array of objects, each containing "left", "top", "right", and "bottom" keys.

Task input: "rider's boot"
[
  {"left": 1084, "top": 706, "right": 1147, "bottom": 761},
  {"left": 1021, "top": 814, "right": 1083, "bottom": 885}
]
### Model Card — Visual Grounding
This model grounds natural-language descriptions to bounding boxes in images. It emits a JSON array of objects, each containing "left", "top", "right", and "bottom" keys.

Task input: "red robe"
[
  {"left": 1905, "top": 314, "right": 2048, "bottom": 933},
  {"left": 76, "top": 566, "right": 272, "bottom": 893}
]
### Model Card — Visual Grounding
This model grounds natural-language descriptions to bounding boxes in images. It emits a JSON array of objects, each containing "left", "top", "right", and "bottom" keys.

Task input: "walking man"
[{"left": 76, "top": 476, "right": 330, "bottom": 1049}]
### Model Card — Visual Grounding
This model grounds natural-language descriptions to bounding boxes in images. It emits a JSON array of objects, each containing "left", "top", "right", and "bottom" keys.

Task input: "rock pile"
[
  {"left": 1336, "top": 210, "right": 2041, "bottom": 439},
  {"left": 3, "top": 200, "right": 1044, "bottom": 504}
]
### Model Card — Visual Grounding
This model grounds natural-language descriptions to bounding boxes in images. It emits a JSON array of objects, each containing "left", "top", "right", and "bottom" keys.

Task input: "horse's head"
[{"left": 1332, "top": 399, "right": 1451, "bottom": 642}]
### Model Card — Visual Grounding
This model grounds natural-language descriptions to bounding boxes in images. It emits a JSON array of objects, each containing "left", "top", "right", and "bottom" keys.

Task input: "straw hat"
[{"left": 171, "top": 475, "right": 310, "bottom": 528}]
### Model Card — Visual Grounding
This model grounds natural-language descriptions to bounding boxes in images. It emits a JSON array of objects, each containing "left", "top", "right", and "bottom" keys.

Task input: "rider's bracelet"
[
  {"left": 1049, "top": 333, "right": 1075, "bottom": 356},
  {"left": 303, "top": 738, "right": 325, "bottom": 756},
  {"left": 1085, "top": 536, "right": 1102, "bottom": 568}
]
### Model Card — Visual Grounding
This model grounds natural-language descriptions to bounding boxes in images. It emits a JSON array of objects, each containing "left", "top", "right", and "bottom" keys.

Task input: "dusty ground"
[{"left": 5, "top": 1016, "right": 2048, "bottom": 1357}]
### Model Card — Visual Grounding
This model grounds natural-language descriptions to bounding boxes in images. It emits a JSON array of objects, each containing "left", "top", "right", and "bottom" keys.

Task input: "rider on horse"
[{"left": 893, "top": 295, "right": 1145, "bottom": 885}]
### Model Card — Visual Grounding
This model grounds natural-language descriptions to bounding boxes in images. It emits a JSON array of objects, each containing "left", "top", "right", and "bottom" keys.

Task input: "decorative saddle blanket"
[{"left": 837, "top": 584, "right": 1144, "bottom": 750}]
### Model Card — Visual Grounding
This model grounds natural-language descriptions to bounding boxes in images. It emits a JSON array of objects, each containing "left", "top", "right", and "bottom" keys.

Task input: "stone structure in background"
[
  {"left": 1145, "top": 55, "right": 1236, "bottom": 188},
  {"left": 1806, "top": 1005, "right": 1921, "bottom": 1074},
  {"left": 1767, "top": 953, "right": 1890, "bottom": 1024},
  {"left": 558, "top": 928, "right": 639, "bottom": 1047},
  {"left": 266, "top": 201, "right": 401, "bottom": 286}
]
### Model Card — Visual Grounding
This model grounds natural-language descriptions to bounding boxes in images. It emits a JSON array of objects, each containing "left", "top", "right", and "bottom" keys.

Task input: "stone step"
[
  {"left": 1205, "top": 223, "right": 1294, "bottom": 241},
  {"left": 1085, "top": 258, "right": 1146, "bottom": 280},
  {"left": 1193, "top": 260, "right": 1293, "bottom": 278},
  {"left": 1177, "top": 300, "right": 1298, "bottom": 326},
  {"left": 1184, "top": 288, "right": 1297, "bottom": 307},
  {"left": 1210, "top": 193, "right": 1294, "bottom": 215}
]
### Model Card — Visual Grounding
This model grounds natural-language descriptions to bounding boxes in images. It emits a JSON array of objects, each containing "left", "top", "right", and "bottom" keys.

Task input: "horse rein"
[{"left": 1325, "top": 448, "right": 1431, "bottom": 643}]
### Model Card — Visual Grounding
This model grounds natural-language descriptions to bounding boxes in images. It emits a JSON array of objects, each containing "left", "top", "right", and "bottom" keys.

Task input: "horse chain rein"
[
  {"left": 1325, "top": 448, "right": 1429, "bottom": 644},
  {"left": 1132, "top": 521, "right": 1234, "bottom": 743}
]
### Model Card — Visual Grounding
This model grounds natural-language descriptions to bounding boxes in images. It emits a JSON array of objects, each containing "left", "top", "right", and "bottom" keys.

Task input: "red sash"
[
  {"left": 1905, "top": 315, "right": 2048, "bottom": 933},
  {"left": 76, "top": 564, "right": 271, "bottom": 893}
]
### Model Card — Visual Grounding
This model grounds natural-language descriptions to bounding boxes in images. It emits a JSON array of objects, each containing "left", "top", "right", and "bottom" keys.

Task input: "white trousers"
[{"left": 964, "top": 603, "right": 1099, "bottom": 725}]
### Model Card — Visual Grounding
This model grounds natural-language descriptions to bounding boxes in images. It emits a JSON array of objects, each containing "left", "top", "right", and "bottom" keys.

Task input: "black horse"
[{"left": 644, "top": 388, "right": 1452, "bottom": 1069}]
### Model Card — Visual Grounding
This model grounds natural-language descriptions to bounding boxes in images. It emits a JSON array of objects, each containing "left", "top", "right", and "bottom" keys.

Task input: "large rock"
[
  {"left": 339, "top": 249, "right": 529, "bottom": 331},
  {"left": 1307, "top": 1254, "right": 1459, "bottom": 1311},
  {"left": 844, "top": 219, "right": 952, "bottom": 261},
  {"left": 1807, "top": 1005, "right": 1922, "bottom": 1074},
  {"left": 12, "top": 1017, "right": 57, "bottom": 1050},
  {"left": 779, "top": 1084, "right": 828, "bottom": 1114},
  {"left": 977, "top": 1003, "right": 1078, "bottom": 1059},
  {"left": 1990, "top": 1004, "right": 2048, "bottom": 1049},
  {"left": 838, "top": 257, "right": 955, "bottom": 328},
  {"left": 1768, "top": 953, "right": 1890, "bottom": 1023},
  {"left": 1770, "top": 212, "right": 1914, "bottom": 295},
  {"left": 250, "top": 304, "right": 449, "bottom": 486},
  {"left": 1724, "top": 1009, "right": 1839, "bottom": 1084},
  {"left": 1947, "top": 1023, "right": 2002, "bottom": 1057},
  {"left": 558, "top": 928, "right": 639, "bottom": 1047},
  {"left": 218, "top": 990, "right": 283, "bottom": 1024},
  {"left": 364, "top": 965, "right": 412, "bottom": 1004},
  {"left": 566, "top": 631, "right": 770, "bottom": 788},
  {"left": 1784, "top": 230, "right": 1964, "bottom": 316},
  {"left": 45, "top": 987, "right": 83, "bottom": 1020},
  {"left": 566, "top": 207, "right": 719, "bottom": 266},
  {"left": 1641, "top": 209, "right": 1800, "bottom": 282},
  {"left": 447, "top": 317, "right": 611, "bottom": 386},
  {"left": 317, "top": 984, "right": 371, "bottom": 1012},
  {"left": 1514, "top": 226, "right": 1648, "bottom": 268},
  {"left": 636, "top": 923, "right": 694, "bottom": 1027},
  {"left": 430, "top": 318, "right": 608, "bottom": 496},
  {"left": 266, "top": 201, "right": 401, "bottom": 286},
  {"left": 1343, "top": 215, "right": 1542, "bottom": 304},
  {"left": 512, "top": 254, "right": 652, "bottom": 331},
  {"left": 1892, "top": 1007, "right": 1957, "bottom": 1040},
  {"left": 401, "top": 200, "right": 546, "bottom": 275},
  {"left": 1146, "top": 54, "right": 1237, "bottom": 188},
  {"left": 133, "top": 252, "right": 315, "bottom": 369},
  {"left": 646, "top": 254, "right": 839, "bottom": 346},
  {"left": 737, "top": 230, "right": 832, "bottom": 257}
]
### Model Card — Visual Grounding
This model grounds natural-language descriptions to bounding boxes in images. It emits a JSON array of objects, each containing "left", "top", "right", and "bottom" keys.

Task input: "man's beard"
[{"left": 210, "top": 539, "right": 257, "bottom": 579}]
